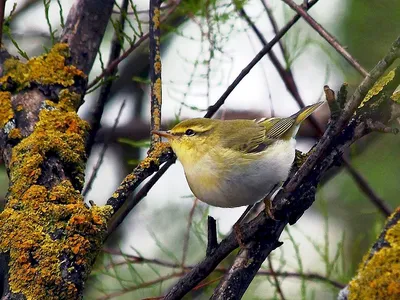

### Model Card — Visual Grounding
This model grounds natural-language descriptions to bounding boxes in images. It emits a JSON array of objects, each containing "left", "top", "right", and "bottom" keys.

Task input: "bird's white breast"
[{"left": 183, "top": 140, "right": 296, "bottom": 207}]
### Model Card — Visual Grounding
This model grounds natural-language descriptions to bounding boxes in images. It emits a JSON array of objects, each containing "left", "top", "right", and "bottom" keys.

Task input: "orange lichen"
[
  {"left": 8, "top": 128, "right": 22, "bottom": 140},
  {"left": 348, "top": 208, "right": 400, "bottom": 300},
  {"left": 0, "top": 44, "right": 112, "bottom": 299}
]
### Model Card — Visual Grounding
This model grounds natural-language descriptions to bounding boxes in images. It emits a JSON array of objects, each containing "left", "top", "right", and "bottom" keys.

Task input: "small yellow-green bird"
[{"left": 153, "top": 102, "right": 323, "bottom": 208}]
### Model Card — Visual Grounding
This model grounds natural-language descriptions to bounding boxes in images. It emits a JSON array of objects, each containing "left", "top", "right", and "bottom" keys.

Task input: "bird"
[{"left": 152, "top": 102, "right": 323, "bottom": 210}]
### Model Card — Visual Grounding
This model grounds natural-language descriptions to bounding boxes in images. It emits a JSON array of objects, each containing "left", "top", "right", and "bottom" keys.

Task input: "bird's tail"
[{"left": 293, "top": 101, "right": 324, "bottom": 125}]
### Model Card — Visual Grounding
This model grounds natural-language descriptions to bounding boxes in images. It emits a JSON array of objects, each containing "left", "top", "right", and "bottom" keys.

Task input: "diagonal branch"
[
  {"left": 285, "top": 35, "right": 400, "bottom": 193},
  {"left": 60, "top": 0, "right": 115, "bottom": 74},
  {"left": 205, "top": 0, "right": 320, "bottom": 118},
  {"left": 164, "top": 35, "right": 400, "bottom": 300},
  {"left": 247, "top": 2, "right": 392, "bottom": 217},
  {"left": 281, "top": 0, "right": 368, "bottom": 77}
]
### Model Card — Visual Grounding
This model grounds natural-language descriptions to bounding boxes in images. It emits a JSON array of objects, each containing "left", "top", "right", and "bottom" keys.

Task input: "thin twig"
[
  {"left": 87, "top": 33, "right": 149, "bottom": 90},
  {"left": 95, "top": 250, "right": 346, "bottom": 290},
  {"left": 204, "top": 0, "right": 320, "bottom": 118},
  {"left": 87, "top": 4, "right": 178, "bottom": 90},
  {"left": 260, "top": 0, "right": 287, "bottom": 60},
  {"left": 0, "top": 0, "right": 7, "bottom": 45},
  {"left": 149, "top": 0, "right": 162, "bottom": 146},
  {"left": 238, "top": 7, "right": 307, "bottom": 109},
  {"left": 85, "top": 0, "right": 129, "bottom": 155},
  {"left": 83, "top": 100, "right": 126, "bottom": 197},
  {"left": 342, "top": 159, "right": 392, "bottom": 217},
  {"left": 181, "top": 198, "right": 198, "bottom": 267},
  {"left": 97, "top": 272, "right": 184, "bottom": 300},
  {"left": 268, "top": 257, "right": 287, "bottom": 300},
  {"left": 281, "top": 0, "right": 368, "bottom": 77}
]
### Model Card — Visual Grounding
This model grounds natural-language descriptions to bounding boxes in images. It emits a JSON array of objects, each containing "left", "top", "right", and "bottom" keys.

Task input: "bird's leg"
[
  {"left": 233, "top": 205, "right": 253, "bottom": 249},
  {"left": 263, "top": 198, "right": 275, "bottom": 220},
  {"left": 264, "top": 183, "right": 280, "bottom": 220}
]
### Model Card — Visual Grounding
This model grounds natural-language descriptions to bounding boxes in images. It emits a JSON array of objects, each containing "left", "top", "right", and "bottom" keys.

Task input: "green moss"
[
  {"left": 348, "top": 208, "right": 400, "bottom": 299},
  {"left": 0, "top": 44, "right": 112, "bottom": 299}
]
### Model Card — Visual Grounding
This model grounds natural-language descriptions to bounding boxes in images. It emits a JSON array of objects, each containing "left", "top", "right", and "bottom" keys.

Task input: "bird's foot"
[{"left": 264, "top": 198, "right": 276, "bottom": 220}]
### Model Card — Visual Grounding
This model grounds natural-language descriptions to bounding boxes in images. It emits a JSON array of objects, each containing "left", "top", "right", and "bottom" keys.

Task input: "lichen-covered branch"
[
  {"left": 0, "top": 45, "right": 112, "bottom": 299},
  {"left": 105, "top": 143, "right": 173, "bottom": 217},
  {"left": 339, "top": 207, "right": 400, "bottom": 300},
  {"left": 149, "top": 0, "right": 163, "bottom": 146}
]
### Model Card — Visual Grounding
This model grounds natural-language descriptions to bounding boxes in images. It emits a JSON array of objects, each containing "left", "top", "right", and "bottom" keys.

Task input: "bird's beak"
[{"left": 151, "top": 130, "right": 175, "bottom": 139}]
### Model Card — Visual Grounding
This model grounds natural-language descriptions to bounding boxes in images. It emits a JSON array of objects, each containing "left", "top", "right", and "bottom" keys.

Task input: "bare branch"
[
  {"left": 267, "top": 256, "right": 287, "bottom": 300},
  {"left": 343, "top": 159, "right": 392, "bottom": 217},
  {"left": 60, "top": 0, "right": 115, "bottom": 74},
  {"left": 281, "top": 0, "right": 368, "bottom": 77},
  {"left": 85, "top": 0, "right": 130, "bottom": 155},
  {"left": 0, "top": 0, "right": 7, "bottom": 45},
  {"left": 86, "top": 4, "right": 179, "bottom": 90},
  {"left": 285, "top": 35, "right": 400, "bottom": 193},
  {"left": 206, "top": 216, "right": 218, "bottom": 256},
  {"left": 205, "top": 0, "right": 321, "bottom": 118},
  {"left": 182, "top": 199, "right": 198, "bottom": 267}
]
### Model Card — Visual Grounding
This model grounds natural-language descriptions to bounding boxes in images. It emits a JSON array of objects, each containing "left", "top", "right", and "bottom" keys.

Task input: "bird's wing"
[
  {"left": 220, "top": 120, "right": 272, "bottom": 154},
  {"left": 258, "top": 116, "right": 297, "bottom": 140}
]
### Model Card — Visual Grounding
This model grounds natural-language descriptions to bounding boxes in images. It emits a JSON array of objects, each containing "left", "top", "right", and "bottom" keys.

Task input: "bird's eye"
[{"left": 185, "top": 129, "right": 195, "bottom": 136}]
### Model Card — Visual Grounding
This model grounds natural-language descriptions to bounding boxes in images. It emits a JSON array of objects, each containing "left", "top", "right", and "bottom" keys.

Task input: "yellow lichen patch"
[
  {"left": 0, "top": 43, "right": 85, "bottom": 90},
  {"left": 153, "top": 78, "right": 162, "bottom": 104},
  {"left": 142, "top": 141, "right": 170, "bottom": 169},
  {"left": 392, "top": 91, "right": 400, "bottom": 104},
  {"left": 359, "top": 70, "right": 395, "bottom": 109},
  {"left": 348, "top": 209, "right": 400, "bottom": 300},
  {"left": 0, "top": 91, "right": 12, "bottom": 127},
  {"left": 154, "top": 59, "right": 161, "bottom": 74},
  {"left": 152, "top": 8, "right": 160, "bottom": 29}
]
